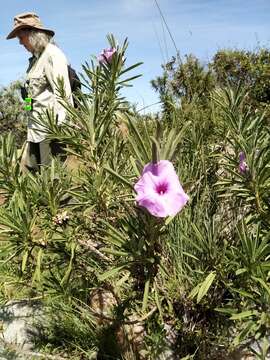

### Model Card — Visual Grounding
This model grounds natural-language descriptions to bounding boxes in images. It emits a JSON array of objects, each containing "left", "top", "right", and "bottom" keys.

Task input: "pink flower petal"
[
  {"left": 134, "top": 160, "right": 189, "bottom": 218},
  {"left": 98, "top": 47, "right": 117, "bottom": 64},
  {"left": 238, "top": 151, "right": 249, "bottom": 174},
  {"left": 137, "top": 193, "right": 167, "bottom": 217}
]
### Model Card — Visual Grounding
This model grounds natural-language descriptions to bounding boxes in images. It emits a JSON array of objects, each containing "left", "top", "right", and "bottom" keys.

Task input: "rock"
[
  {"left": 89, "top": 288, "right": 118, "bottom": 326},
  {"left": 228, "top": 337, "right": 270, "bottom": 360},
  {"left": 0, "top": 300, "right": 43, "bottom": 352},
  {"left": 156, "top": 323, "right": 177, "bottom": 360}
]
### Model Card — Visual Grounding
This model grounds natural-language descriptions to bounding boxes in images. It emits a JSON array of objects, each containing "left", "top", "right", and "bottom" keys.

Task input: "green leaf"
[
  {"left": 99, "top": 264, "right": 127, "bottom": 281},
  {"left": 127, "top": 115, "right": 150, "bottom": 162},
  {"left": 251, "top": 276, "right": 270, "bottom": 298},
  {"left": 197, "top": 271, "right": 216, "bottom": 303},
  {"left": 180, "top": 355, "right": 195, "bottom": 360},
  {"left": 188, "top": 282, "right": 201, "bottom": 300},
  {"left": 116, "top": 272, "right": 130, "bottom": 286},
  {"left": 60, "top": 242, "right": 76, "bottom": 286},
  {"left": 142, "top": 278, "right": 150, "bottom": 312},
  {"left": 231, "top": 288, "right": 255, "bottom": 300},
  {"left": 230, "top": 310, "right": 258, "bottom": 320},
  {"left": 101, "top": 219, "right": 128, "bottom": 247},
  {"left": 154, "top": 281, "right": 163, "bottom": 320},
  {"left": 117, "top": 74, "right": 142, "bottom": 85},
  {"left": 162, "top": 121, "right": 191, "bottom": 160},
  {"left": 104, "top": 166, "right": 133, "bottom": 189},
  {"left": 32, "top": 248, "right": 43, "bottom": 284},
  {"left": 182, "top": 251, "right": 200, "bottom": 261},
  {"left": 232, "top": 320, "right": 256, "bottom": 346},
  {"left": 214, "top": 307, "right": 238, "bottom": 315},
  {"left": 129, "top": 155, "right": 141, "bottom": 177},
  {"left": 235, "top": 268, "right": 247, "bottom": 276},
  {"left": 21, "top": 250, "right": 29, "bottom": 273},
  {"left": 119, "top": 62, "right": 143, "bottom": 76}
]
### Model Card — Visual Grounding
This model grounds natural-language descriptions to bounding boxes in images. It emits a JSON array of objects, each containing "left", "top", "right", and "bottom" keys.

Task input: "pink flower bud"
[
  {"left": 239, "top": 151, "right": 248, "bottom": 174},
  {"left": 98, "top": 47, "right": 117, "bottom": 64}
]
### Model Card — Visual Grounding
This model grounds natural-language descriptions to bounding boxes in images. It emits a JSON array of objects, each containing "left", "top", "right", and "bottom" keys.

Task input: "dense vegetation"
[
  {"left": 0, "top": 36, "right": 270, "bottom": 359},
  {"left": 0, "top": 80, "right": 27, "bottom": 146}
]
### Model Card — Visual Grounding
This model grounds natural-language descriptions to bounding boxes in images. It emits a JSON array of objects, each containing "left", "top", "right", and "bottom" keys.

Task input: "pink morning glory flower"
[
  {"left": 98, "top": 47, "right": 117, "bottom": 64},
  {"left": 134, "top": 160, "right": 189, "bottom": 218},
  {"left": 239, "top": 151, "right": 248, "bottom": 174}
]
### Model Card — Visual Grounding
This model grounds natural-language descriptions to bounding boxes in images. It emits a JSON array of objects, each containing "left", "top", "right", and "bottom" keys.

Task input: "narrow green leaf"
[
  {"left": 32, "top": 248, "right": 43, "bottom": 284},
  {"left": 214, "top": 307, "right": 238, "bottom": 315},
  {"left": 230, "top": 310, "right": 258, "bottom": 320},
  {"left": 251, "top": 276, "right": 270, "bottom": 298},
  {"left": 116, "top": 272, "right": 130, "bottom": 286},
  {"left": 129, "top": 156, "right": 141, "bottom": 177},
  {"left": 104, "top": 166, "right": 133, "bottom": 189},
  {"left": 180, "top": 355, "right": 195, "bottom": 360},
  {"left": 231, "top": 288, "right": 255, "bottom": 300},
  {"left": 154, "top": 281, "right": 163, "bottom": 320},
  {"left": 182, "top": 252, "right": 200, "bottom": 261},
  {"left": 197, "top": 272, "right": 216, "bottom": 303},
  {"left": 99, "top": 264, "right": 127, "bottom": 281},
  {"left": 61, "top": 242, "right": 76, "bottom": 286},
  {"left": 142, "top": 278, "right": 150, "bottom": 312},
  {"left": 21, "top": 250, "right": 29, "bottom": 273},
  {"left": 117, "top": 74, "right": 142, "bottom": 85},
  {"left": 235, "top": 268, "right": 247, "bottom": 276},
  {"left": 232, "top": 320, "right": 256, "bottom": 346},
  {"left": 127, "top": 115, "right": 150, "bottom": 162},
  {"left": 119, "top": 62, "right": 143, "bottom": 76},
  {"left": 188, "top": 282, "right": 201, "bottom": 299},
  {"left": 101, "top": 219, "right": 128, "bottom": 246}
]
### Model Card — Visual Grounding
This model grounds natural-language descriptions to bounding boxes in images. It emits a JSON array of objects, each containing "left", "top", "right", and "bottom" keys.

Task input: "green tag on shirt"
[{"left": 24, "top": 97, "right": 32, "bottom": 111}]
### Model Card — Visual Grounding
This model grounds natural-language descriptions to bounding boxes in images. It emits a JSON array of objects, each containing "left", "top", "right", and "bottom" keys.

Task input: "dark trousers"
[{"left": 25, "top": 140, "right": 66, "bottom": 172}]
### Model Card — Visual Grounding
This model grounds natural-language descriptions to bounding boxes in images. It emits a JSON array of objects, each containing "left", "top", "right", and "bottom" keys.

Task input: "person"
[{"left": 6, "top": 12, "right": 73, "bottom": 172}]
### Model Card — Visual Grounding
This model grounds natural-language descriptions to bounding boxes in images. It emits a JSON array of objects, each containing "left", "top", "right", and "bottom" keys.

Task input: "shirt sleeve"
[{"left": 44, "top": 47, "right": 73, "bottom": 124}]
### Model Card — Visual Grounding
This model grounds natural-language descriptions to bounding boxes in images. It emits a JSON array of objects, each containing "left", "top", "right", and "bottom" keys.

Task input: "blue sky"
[{"left": 1, "top": 0, "right": 270, "bottom": 113}]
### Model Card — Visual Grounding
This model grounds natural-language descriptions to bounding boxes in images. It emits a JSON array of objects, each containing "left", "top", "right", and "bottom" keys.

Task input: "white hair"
[{"left": 19, "top": 29, "right": 55, "bottom": 54}]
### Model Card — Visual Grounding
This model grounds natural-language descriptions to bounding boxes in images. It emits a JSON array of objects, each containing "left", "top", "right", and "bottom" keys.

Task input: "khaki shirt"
[{"left": 25, "top": 43, "right": 73, "bottom": 143}]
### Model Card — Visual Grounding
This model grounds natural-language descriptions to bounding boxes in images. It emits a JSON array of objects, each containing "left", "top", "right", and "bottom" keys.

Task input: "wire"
[
  {"left": 137, "top": 101, "right": 161, "bottom": 113},
  {"left": 153, "top": 0, "right": 181, "bottom": 63},
  {"left": 153, "top": 22, "right": 166, "bottom": 65}
]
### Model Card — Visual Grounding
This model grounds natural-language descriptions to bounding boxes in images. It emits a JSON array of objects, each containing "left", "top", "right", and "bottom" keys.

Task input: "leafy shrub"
[{"left": 0, "top": 36, "right": 269, "bottom": 359}]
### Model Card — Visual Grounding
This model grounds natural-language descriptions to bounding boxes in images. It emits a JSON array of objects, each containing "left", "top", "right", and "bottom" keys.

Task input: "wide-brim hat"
[{"left": 6, "top": 12, "right": 55, "bottom": 40}]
